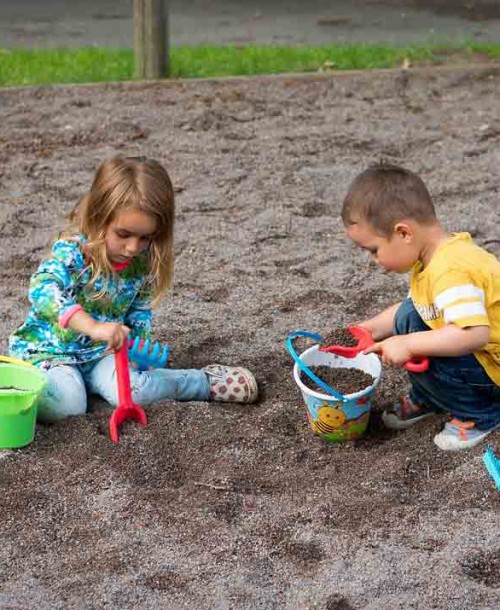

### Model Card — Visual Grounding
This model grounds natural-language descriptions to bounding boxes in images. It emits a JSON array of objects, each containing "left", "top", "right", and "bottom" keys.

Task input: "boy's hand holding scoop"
[{"left": 320, "top": 326, "right": 428, "bottom": 373}]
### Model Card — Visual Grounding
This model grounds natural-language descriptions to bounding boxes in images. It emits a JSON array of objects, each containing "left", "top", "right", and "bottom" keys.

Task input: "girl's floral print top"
[{"left": 9, "top": 235, "right": 153, "bottom": 366}]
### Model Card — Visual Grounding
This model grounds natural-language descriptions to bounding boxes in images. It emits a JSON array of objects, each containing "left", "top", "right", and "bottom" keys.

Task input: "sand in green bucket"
[{"left": 0, "top": 363, "right": 47, "bottom": 449}]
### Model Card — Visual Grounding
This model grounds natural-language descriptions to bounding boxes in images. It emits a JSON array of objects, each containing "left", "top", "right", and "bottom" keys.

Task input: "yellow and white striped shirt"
[{"left": 410, "top": 232, "right": 500, "bottom": 385}]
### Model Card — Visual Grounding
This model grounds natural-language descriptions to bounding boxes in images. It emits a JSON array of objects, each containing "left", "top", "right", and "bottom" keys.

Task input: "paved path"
[{"left": 0, "top": 0, "right": 499, "bottom": 48}]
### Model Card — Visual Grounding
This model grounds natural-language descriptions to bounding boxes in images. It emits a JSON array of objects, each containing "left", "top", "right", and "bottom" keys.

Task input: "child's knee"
[
  {"left": 86, "top": 354, "right": 119, "bottom": 406},
  {"left": 37, "top": 366, "right": 87, "bottom": 423},
  {"left": 37, "top": 393, "right": 87, "bottom": 423}
]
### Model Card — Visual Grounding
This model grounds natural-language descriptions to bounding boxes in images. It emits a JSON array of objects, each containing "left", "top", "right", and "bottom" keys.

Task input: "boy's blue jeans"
[
  {"left": 36, "top": 354, "right": 211, "bottom": 423},
  {"left": 394, "top": 299, "right": 500, "bottom": 430}
]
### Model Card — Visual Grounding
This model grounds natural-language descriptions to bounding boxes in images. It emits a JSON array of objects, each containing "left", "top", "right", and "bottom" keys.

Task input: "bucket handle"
[
  {"left": 0, "top": 355, "right": 35, "bottom": 368},
  {"left": 286, "top": 330, "right": 347, "bottom": 402}
]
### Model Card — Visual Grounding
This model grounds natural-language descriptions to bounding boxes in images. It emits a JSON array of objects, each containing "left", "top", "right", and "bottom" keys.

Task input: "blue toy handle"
[
  {"left": 483, "top": 445, "right": 500, "bottom": 491},
  {"left": 286, "top": 330, "right": 346, "bottom": 402}
]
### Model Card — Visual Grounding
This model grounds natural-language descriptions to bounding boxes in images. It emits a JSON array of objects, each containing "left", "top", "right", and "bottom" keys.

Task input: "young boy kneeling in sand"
[{"left": 341, "top": 163, "right": 500, "bottom": 451}]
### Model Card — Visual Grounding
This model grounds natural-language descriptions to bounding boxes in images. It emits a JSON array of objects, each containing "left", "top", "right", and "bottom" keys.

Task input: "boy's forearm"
[
  {"left": 357, "top": 302, "right": 401, "bottom": 341},
  {"left": 407, "top": 324, "right": 490, "bottom": 357}
]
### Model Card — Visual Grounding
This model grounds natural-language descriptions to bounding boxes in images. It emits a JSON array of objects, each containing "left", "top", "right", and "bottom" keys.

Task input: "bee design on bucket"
[{"left": 313, "top": 402, "right": 346, "bottom": 434}]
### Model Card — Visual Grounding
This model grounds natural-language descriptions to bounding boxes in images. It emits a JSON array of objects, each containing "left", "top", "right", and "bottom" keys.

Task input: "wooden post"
[{"left": 133, "top": 0, "right": 170, "bottom": 79}]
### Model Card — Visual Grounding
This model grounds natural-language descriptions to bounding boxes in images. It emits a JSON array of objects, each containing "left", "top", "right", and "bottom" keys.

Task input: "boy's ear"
[{"left": 393, "top": 221, "right": 414, "bottom": 242}]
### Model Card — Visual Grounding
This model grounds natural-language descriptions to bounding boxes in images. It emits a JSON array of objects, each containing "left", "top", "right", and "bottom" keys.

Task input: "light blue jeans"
[
  {"left": 395, "top": 299, "right": 500, "bottom": 430},
  {"left": 36, "top": 355, "right": 211, "bottom": 423}
]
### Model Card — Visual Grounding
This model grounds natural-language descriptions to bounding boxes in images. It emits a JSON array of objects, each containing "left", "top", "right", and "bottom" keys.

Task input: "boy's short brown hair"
[{"left": 341, "top": 164, "right": 436, "bottom": 236}]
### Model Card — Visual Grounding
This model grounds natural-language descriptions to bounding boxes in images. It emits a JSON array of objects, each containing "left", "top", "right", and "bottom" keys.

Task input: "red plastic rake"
[
  {"left": 319, "top": 325, "right": 429, "bottom": 373},
  {"left": 109, "top": 343, "right": 147, "bottom": 444}
]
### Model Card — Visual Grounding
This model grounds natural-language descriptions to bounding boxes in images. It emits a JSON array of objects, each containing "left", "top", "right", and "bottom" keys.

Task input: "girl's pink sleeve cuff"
[{"left": 59, "top": 304, "right": 83, "bottom": 329}]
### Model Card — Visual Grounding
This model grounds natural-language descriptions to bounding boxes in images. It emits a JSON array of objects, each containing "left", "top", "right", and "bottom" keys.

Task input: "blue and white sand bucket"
[{"left": 287, "top": 331, "right": 382, "bottom": 442}]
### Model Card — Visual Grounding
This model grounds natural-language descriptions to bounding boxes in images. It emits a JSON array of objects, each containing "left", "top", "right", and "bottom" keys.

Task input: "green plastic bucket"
[{"left": 0, "top": 362, "right": 47, "bottom": 449}]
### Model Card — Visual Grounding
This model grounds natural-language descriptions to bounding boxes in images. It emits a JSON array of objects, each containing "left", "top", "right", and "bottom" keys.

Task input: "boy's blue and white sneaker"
[
  {"left": 433, "top": 418, "right": 500, "bottom": 452},
  {"left": 382, "top": 394, "right": 437, "bottom": 430}
]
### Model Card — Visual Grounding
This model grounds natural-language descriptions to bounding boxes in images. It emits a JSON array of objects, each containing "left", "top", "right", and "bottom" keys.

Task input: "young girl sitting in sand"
[{"left": 9, "top": 156, "right": 257, "bottom": 422}]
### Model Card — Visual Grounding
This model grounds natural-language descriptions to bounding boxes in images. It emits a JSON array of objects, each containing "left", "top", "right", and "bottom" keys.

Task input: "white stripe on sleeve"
[
  {"left": 435, "top": 284, "right": 485, "bottom": 310},
  {"left": 443, "top": 302, "right": 487, "bottom": 323}
]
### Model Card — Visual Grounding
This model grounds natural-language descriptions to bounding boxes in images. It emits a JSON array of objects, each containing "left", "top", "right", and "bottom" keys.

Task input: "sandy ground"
[
  {"left": 0, "top": 65, "right": 500, "bottom": 608},
  {"left": 1, "top": 0, "right": 500, "bottom": 48}
]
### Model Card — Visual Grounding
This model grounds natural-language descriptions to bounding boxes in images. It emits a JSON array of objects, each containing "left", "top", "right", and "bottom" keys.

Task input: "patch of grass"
[
  {"left": 0, "top": 43, "right": 499, "bottom": 88},
  {"left": 0, "top": 48, "right": 132, "bottom": 87},
  {"left": 170, "top": 45, "right": 436, "bottom": 77},
  {"left": 466, "top": 41, "right": 500, "bottom": 59}
]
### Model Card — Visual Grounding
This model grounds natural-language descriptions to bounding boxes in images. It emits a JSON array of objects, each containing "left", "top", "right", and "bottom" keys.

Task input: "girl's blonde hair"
[{"left": 65, "top": 156, "right": 175, "bottom": 306}]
